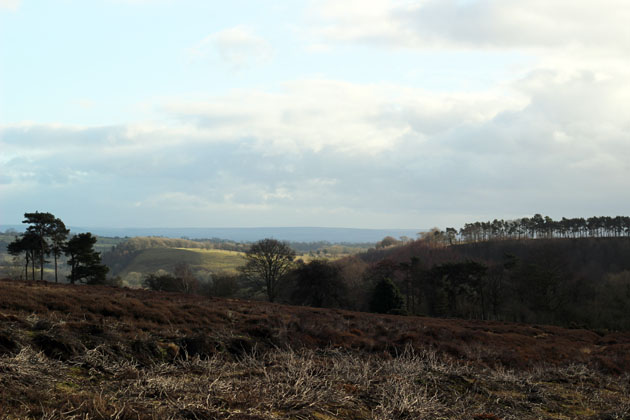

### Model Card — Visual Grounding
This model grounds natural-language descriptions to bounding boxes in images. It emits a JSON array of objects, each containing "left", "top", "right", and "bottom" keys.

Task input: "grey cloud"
[{"left": 316, "top": 0, "right": 630, "bottom": 51}]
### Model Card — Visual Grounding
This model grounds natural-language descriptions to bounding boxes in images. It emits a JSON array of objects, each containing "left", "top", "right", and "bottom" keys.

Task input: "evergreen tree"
[{"left": 369, "top": 277, "right": 405, "bottom": 315}]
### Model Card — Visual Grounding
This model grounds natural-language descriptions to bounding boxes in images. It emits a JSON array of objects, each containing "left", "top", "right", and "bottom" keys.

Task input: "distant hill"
[{"left": 1, "top": 225, "right": 422, "bottom": 243}]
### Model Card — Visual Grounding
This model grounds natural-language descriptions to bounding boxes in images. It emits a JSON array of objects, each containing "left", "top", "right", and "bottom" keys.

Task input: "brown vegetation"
[{"left": 1, "top": 278, "right": 630, "bottom": 419}]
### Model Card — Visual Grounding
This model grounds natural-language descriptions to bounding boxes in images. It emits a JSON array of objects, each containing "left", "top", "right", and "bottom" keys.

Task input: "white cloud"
[
  {"left": 188, "top": 25, "right": 273, "bottom": 70},
  {"left": 0, "top": 0, "right": 20, "bottom": 11}
]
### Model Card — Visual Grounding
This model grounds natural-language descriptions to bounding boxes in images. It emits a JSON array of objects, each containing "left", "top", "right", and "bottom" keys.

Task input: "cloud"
[
  {"left": 162, "top": 79, "right": 522, "bottom": 155},
  {"left": 311, "top": 0, "right": 630, "bottom": 52},
  {"left": 0, "top": 0, "right": 20, "bottom": 11},
  {"left": 188, "top": 25, "right": 273, "bottom": 70},
  {"left": 2, "top": 69, "right": 630, "bottom": 227},
  {"left": 107, "top": 0, "right": 174, "bottom": 4}
]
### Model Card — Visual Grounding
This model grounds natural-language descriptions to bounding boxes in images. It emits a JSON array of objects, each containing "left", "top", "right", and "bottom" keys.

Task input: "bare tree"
[{"left": 241, "top": 238, "right": 296, "bottom": 302}]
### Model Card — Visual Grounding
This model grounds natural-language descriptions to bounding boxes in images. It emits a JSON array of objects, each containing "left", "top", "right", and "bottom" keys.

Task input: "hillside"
[
  {"left": 115, "top": 247, "right": 246, "bottom": 281},
  {"left": 1, "top": 279, "right": 630, "bottom": 419}
]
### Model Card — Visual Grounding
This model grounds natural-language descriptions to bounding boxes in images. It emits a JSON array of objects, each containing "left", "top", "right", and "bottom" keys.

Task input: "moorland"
[{"left": 1, "top": 278, "right": 630, "bottom": 419}]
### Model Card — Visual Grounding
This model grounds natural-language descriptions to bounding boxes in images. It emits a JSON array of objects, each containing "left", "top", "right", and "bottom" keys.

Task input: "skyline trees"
[{"left": 420, "top": 215, "right": 630, "bottom": 246}]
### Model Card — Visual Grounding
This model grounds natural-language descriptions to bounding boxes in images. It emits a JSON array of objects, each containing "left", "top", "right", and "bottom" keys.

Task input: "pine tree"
[
  {"left": 23, "top": 212, "right": 57, "bottom": 281},
  {"left": 64, "top": 233, "right": 109, "bottom": 284}
]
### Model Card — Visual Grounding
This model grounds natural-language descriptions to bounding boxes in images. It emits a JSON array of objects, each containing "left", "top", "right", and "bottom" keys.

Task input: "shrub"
[
  {"left": 201, "top": 272, "right": 240, "bottom": 297},
  {"left": 143, "top": 273, "right": 198, "bottom": 294}
]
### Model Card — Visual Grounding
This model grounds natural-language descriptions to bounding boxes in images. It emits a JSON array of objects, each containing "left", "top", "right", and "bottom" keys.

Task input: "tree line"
[
  {"left": 444, "top": 214, "right": 630, "bottom": 244},
  {"left": 78, "top": 233, "right": 630, "bottom": 331},
  {"left": 7, "top": 212, "right": 109, "bottom": 284}
]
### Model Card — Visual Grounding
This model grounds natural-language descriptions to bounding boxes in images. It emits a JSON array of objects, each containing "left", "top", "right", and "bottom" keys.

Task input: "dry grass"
[{"left": 1, "top": 345, "right": 629, "bottom": 419}]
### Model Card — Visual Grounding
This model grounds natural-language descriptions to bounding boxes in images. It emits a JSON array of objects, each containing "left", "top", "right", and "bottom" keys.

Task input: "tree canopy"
[{"left": 290, "top": 260, "right": 347, "bottom": 308}]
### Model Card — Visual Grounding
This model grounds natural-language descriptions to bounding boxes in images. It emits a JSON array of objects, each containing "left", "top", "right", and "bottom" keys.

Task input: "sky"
[{"left": 1, "top": 0, "right": 629, "bottom": 229}]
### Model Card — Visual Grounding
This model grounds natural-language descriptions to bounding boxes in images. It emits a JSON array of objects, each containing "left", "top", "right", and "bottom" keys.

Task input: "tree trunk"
[
  {"left": 40, "top": 242, "right": 44, "bottom": 281},
  {"left": 31, "top": 252, "right": 35, "bottom": 281},
  {"left": 54, "top": 253, "right": 58, "bottom": 283}
]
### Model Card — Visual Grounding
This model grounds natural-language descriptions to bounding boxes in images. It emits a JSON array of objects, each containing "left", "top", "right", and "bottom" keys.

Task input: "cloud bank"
[{"left": 2, "top": 71, "right": 629, "bottom": 228}]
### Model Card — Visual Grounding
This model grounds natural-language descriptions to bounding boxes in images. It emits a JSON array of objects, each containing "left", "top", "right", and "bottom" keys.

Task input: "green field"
[{"left": 120, "top": 247, "right": 246, "bottom": 275}]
